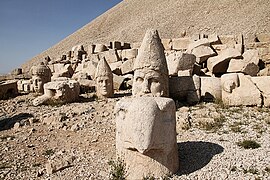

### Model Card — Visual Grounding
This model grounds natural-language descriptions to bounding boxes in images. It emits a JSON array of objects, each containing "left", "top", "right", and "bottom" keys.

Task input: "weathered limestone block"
[
  {"left": 131, "top": 42, "right": 141, "bottom": 49},
  {"left": 99, "top": 49, "right": 120, "bottom": 63},
  {"left": 121, "top": 49, "right": 138, "bottom": 60},
  {"left": 200, "top": 77, "right": 222, "bottom": 102},
  {"left": 207, "top": 48, "right": 242, "bottom": 74},
  {"left": 18, "top": 80, "right": 32, "bottom": 93},
  {"left": 218, "top": 35, "right": 237, "bottom": 48},
  {"left": 221, "top": 73, "right": 261, "bottom": 106},
  {"left": 11, "top": 68, "right": 22, "bottom": 75},
  {"left": 109, "top": 41, "right": 122, "bottom": 50},
  {"left": 121, "top": 42, "right": 131, "bottom": 50},
  {"left": 33, "top": 78, "right": 80, "bottom": 106},
  {"left": 72, "top": 60, "right": 98, "bottom": 80},
  {"left": 251, "top": 76, "right": 270, "bottom": 107},
  {"left": 31, "top": 62, "right": 52, "bottom": 93},
  {"left": 161, "top": 39, "right": 172, "bottom": 50},
  {"left": 187, "top": 38, "right": 210, "bottom": 51},
  {"left": 115, "top": 97, "right": 179, "bottom": 179},
  {"left": 227, "top": 50, "right": 259, "bottom": 76},
  {"left": 132, "top": 29, "right": 169, "bottom": 97},
  {"left": 94, "top": 44, "right": 107, "bottom": 53},
  {"left": 95, "top": 58, "right": 114, "bottom": 98},
  {"left": 258, "top": 67, "right": 270, "bottom": 76},
  {"left": 190, "top": 45, "right": 216, "bottom": 63},
  {"left": 109, "top": 61, "right": 123, "bottom": 75},
  {"left": 166, "top": 52, "right": 196, "bottom": 76},
  {"left": 113, "top": 74, "right": 125, "bottom": 90},
  {"left": 0, "top": 80, "right": 18, "bottom": 100},
  {"left": 52, "top": 64, "right": 74, "bottom": 78},
  {"left": 172, "top": 38, "right": 191, "bottom": 50},
  {"left": 169, "top": 75, "right": 201, "bottom": 104},
  {"left": 120, "top": 58, "right": 135, "bottom": 75}
]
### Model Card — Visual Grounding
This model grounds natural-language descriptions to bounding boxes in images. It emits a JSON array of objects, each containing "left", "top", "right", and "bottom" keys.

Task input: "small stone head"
[
  {"left": 221, "top": 73, "right": 239, "bottom": 93},
  {"left": 95, "top": 58, "right": 114, "bottom": 98},
  {"left": 31, "top": 62, "right": 52, "bottom": 93},
  {"left": 132, "top": 29, "right": 169, "bottom": 97}
]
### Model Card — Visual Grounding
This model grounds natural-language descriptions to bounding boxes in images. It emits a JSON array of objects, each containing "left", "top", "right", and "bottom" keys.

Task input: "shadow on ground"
[
  {"left": 177, "top": 141, "right": 224, "bottom": 175},
  {"left": 0, "top": 113, "right": 33, "bottom": 131}
]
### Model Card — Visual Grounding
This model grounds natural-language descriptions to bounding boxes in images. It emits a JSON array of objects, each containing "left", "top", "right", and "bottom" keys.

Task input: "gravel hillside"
[{"left": 22, "top": 0, "right": 270, "bottom": 71}]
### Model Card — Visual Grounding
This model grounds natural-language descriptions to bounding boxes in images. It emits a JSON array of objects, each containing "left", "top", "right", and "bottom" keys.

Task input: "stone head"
[
  {"left": 132, "top": 29, "right": 169, "bottom": 97},
  {"left": 95, "top": 58, "right": 114, "bottom": 98},
  {"left": 31, "top": 62, "right": 52, "bottom": 93}
]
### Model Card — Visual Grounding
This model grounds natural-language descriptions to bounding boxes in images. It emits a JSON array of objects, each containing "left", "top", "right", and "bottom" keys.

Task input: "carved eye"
[{"left": 136, "top": 77, "right": 144, "bottom": 83}]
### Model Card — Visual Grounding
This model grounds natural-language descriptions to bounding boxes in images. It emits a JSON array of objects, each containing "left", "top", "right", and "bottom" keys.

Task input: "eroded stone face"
[
  {"left": 96, "top": 76, "right": 113, "bottom": 97},
  {"left": 95, "top": 58, "right": 114, "bottom": 98},
  {"left": 133, "top": 69, "right": 166, "bottom": 97},
  {"left": 31, "top": 63, "right": 52, "bottom": 93},
  {"left": 132, "top": 29, "right": 169, "bottom": 97},
  {"left": 115, "top": 97, "right": 179, "bottom": 179}
]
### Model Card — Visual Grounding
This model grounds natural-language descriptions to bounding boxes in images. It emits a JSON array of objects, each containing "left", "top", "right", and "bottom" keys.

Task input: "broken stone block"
[
  {"left": 115, "top": 97, "right": 179, "bottom": 179},
  {"left": 207, "top": 48, "right": 242, "bottom": 74},
  {"left": 109, "top": 61, "right": 123, "bottom": 75},
  {"left": 121, "top": 58, "right": 135, "bottom": 75},
  {"left": 161, "top": 39, "right": 172, "bottom": 50},
  {"left": 178, "top": 69, "right": 193, "bottom": 76},
  {"left": 169, "top": 75, "right": 200, "bottom": 104},
  {"left": 113, "top": 74, "right": 125, "bottom": 90},
  {"left": 172, "top": 37, "right": 191, "bottom": 50},
  {"left": 221, "top": 73, "right": 261, "bottom": 106},
  {"left": 52, "top": 64, "right": 74, "bottom": 78},
  {"left": 227, "top": 50, "right": 259, "bottom": 76},
  {"left": 0, "top": 80, "right": 18, "bottom": 100},
  {"left": 33, "top": 78, "right": 80, "bottom": 106},
  {"left": 187, "top": 38, "right": 210, "bottom": 51},
  {"left": 218, "top": 35, "right": 237, "bottom": 48},
  {"left": 121, "top": 42, "right": 131, "bottom": 49},
  {"left": 122, "top": 49, "right": 138, "bottom": 60},
  {"left": 99, "top": 49, "right": 120, "bottom": 63},
  {"left": 208, "top": 34, "right": 219, "bottom": 44},
  {"left": 251, "top": 76, "right": 270, "bottom": 107},
  {"left": 258, "top": 67, "right": 270, "bottom": 76},
  {"left": 212, "top": 44, "right": 228, "bottom": 53},
  {"left": 94, "top": 44, "right": 107, "bottom": 53},
  {"left": 109, "top": 41, "right": 121, "bottom": 50},
  {"left": 11, "top": 68, "right": 22, "bottom": 75},
  {"left": 166, "top": 52, "right": 196, "bottom": 76},
  {"left": 201, "top": 76, "right": 222, "bottom": 102},
  {"left": 190, "top": 45, "right": 216, "bottom": 63},
  {"left": 131, "top": 42, "right": 141, "bottom": 49}
]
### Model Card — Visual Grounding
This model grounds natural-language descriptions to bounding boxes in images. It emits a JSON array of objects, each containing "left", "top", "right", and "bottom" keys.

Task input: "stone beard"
[{"left": 132, "top": 68, "right": 169, "bottom": 97}]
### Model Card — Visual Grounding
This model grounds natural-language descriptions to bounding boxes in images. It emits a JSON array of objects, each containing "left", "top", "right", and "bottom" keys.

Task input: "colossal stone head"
[
  {"left": 31, "top": 62, "right": 52, "bottom": 93},
  {"left": 132, "top": 29, "right": 169, "bottom": 97},
  {"left": 95, "top": 58, "right": 114, "bottom": 98}
]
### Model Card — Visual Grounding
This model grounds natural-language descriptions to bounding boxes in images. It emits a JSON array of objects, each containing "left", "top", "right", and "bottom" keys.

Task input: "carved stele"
[
  {"left": 115, "top": 97, "right": 179, "bottom": 179},
  {"left": 95, "top": 58, "right": 114, "bottom": 98},
  {"left": 31, "top": 62, "right": 52, "bottom": 93},
  {"left": 132, "top": 29, "right": 169, "bottom": 97}
]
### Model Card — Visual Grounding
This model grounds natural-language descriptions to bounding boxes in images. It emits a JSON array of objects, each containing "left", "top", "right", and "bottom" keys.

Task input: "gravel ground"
[
  {"left": 22, "top": 0, "right": 270, "bottom": 72},
  {"left": 0, "top": 93, "right": 269, "bottom": 179}
]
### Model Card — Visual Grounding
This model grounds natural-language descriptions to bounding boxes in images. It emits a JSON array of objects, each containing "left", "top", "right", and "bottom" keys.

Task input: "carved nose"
[{"left": 141, "top": 80, "right": 150, "bottom": 93}]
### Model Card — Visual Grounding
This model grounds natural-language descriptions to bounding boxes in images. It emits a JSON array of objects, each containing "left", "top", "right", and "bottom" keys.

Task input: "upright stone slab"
[
  {"left": 115, "top": 97, "right": 179, "bottom": 179},
  {"left": 95, "top": 58, "right": 114, "bottom": 98},
  {"left": 221, "top": 73, "right": 261, "bottom": 106}
]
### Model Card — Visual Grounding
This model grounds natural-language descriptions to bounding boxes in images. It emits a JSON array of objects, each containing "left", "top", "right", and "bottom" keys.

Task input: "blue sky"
[{"left": 0, "top": 0, "right": 122, "bottom": 74}]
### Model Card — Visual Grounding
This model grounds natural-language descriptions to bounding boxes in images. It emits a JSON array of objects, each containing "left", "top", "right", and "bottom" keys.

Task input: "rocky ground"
[{"left": 0, "top": 92, "right": 269, "bottom": 179}]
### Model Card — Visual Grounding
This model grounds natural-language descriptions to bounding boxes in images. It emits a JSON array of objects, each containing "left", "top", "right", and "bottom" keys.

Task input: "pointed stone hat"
[
  {"left": 95, "top": 57, "right": 113, "bottom": 79},
  {"left": 133, "top": 29, "right": 168, "bottom": 76}
]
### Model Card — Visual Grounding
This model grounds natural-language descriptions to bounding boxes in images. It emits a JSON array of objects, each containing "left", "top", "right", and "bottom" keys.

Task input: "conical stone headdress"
[
  {"left": 133, "top": 29, "right": 168, "bottom": 76},
  {"left": 95, "top": 57, "right": 113, "bottom": 79}
]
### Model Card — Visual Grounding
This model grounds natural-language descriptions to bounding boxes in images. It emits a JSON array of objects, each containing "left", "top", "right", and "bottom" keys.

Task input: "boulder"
[
  {"left": 207, "top": 48, "right": 242, "bottom": 74},
  {"left": 190, "top": 45, "right": 216, "bottom": 63}
]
